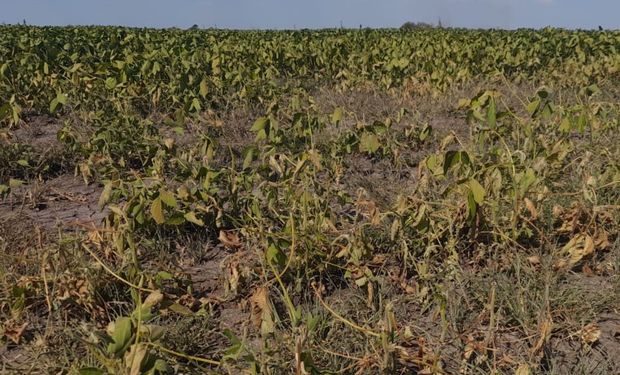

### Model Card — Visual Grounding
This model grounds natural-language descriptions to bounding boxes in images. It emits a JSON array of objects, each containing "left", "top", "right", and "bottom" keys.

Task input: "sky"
[{"left": 1, "top": 0, "right": 619, "bottom": 30}]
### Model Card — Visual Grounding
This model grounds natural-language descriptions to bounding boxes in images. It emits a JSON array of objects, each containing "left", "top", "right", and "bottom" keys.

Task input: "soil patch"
[
  {"left": 0, "top": 174, "right": 105, "bottom": 233},
  {"left": 10, "top": 115, "right": 63, "bottom": 154}
]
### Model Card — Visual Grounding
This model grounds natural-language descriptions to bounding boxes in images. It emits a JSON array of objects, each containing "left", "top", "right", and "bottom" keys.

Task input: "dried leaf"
[
  {"left": 356, "top": 199, "right": 380, "bottom": 225},
  {"left": 143, "top": 290, "right": 164, "bottom": 308},
  {"left": 219, "top": 230, "right": 241, "bottom": 249},
  {"left": 555, "top": 235, "right": 595, "bottom": 270},
  {"left": 527, "top": 256, "right": 541, "bottom": 266},
  {"left": 125, "top": 343, "right": 147, "bottom": 375},
  {"left": 164, "top": 138, "right": 175, "bottom": 150},
  {"left": 594, "top": 230, "right": 610, "bottom": 249},
  {"left": 462, "top": 335, "right": 477, "bottom": 361},
  {"left": 3, "top": 321, "right": 28, "bottom": 344},
  {"left": 250, "top": 287, "right": 275, "bottom": 336},
  {"left": 227, "top": 262, "right": 240, "bottom": 294},
  {"left": 524, "top": 198, "right": 538, "bottom": 219},
  {"left": 531, "top": 315, "right": 552, "bottom": 355},
  {"left": 580, "top": 323, "right": 601, "bottom": 345}
]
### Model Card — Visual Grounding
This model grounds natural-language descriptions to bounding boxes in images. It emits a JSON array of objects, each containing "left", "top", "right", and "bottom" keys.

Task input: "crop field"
[{"left": 1, "top": 26, "right": 620, "bottom": 374}]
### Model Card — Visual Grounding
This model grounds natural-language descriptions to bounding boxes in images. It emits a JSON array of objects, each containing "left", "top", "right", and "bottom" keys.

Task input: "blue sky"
[{"left": 2, "top": 0, "right": 619, "bottom": 30}]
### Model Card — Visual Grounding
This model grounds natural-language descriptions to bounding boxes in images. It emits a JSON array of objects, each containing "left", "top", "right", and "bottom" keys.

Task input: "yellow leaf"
[
  {"left": 150, "top": 197, "right": 165, "bottom": 224},
  {"left": 199, "top": 78, "right": 209, "bottom": 98},
  {"left": 159, "top": 190, "right": 177, "bottom": 208},
  {"left": 469, "top": 178, "right": 485, "bottom": 204},
  {"left": 184, "top": 211, "right": 204, "bottom": 226}
]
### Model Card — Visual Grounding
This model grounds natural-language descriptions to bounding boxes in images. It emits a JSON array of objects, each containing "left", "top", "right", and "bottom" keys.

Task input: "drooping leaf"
[
  {"left": 150, "top": 197, "right": 165, "bottom": 225},
  {"left": 107, "top": 317, "right": 133, "bottom": 355},
  {"left": 469, "top": 178, "right": 486, "bottom": 204}
]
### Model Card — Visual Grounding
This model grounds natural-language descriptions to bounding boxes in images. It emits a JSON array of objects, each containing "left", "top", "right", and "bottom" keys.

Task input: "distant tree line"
[{"left": 400, "top": 19, "right": 443, "bottom": 30}]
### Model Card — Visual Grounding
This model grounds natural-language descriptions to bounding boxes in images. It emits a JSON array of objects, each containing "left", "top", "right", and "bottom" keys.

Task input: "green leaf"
[
  {"left": 223, "top": 329, "right": 245, "bottom": 360},
  {"left": 107, "top": 317, "right": 133, "bottom": 355},
  {"left": 527, "top": 99, "right": 540, "bottom": 116},
  {"left": 586, "top": 84, "right": 601, "bottom": 97},
  {"left": 184, "top": 211, "right": 204, "bottom": 226},
  {"left": 469, "top": 178, "right": 486, "bottom": 204},
  {"left": 243, "top": 147, "right": 256, "bottom": 169},
  {"left": 443, "top": 151, "right": 470, "bottom": 175},
  {"left": 150, "top": 197, "right": 165, "bottom": 224},
  {"left": 307, "top": 312, "right": 320, "bottom": 333},
  {"left": 467, "top": 191, "right": 478, "bottom": 223},
  {"left": 49, "top": 93, "right": 67, "bottom": 114},
  {"left": 143, "top": 324, "right": 166, "bottom": 341},
  {"left": 167, "top": 303, "right": 193, "bottom": 316},
  {"left": 419, "top": 124, "right": 432, "bottom": 141},
  {"left": 132, "top": 304, "right": 155, "bottom": 322},
  {"left": 487, "top": 97, "right": 496, "bottom": 129},
  {"left": 0, "top": 103, "right": 11, "bottom": 120},
  {"left": 359, "top": 132, "right": 380, "bottom": 154},
  {"left": 57, "top": 93, "right": 67, "bottom": 105},
  {"left": 518, "top": 168, "right": 537, "bottom": 196},
  {"left": 251, "top": 117, "right": 269, "bottom": 132},
  {"left": 150, "top": 359, "right": 170, "bottom": 373},
  {"left": 266, "top": 243, "right": 286, "bottom": 267},
  {"left": 49, "top": 98, "right": 59, "bottom": 113},
  {"left": 191, "top": 97, "right": 201, "bottom": 112},
  {"left": 105, "top": 77, "right": 117, "bottom": 89}
]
